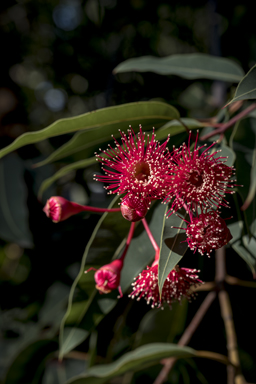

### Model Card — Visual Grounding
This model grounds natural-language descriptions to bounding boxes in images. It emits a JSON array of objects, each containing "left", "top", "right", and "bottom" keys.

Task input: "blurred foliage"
[{"left": 1, "top": 1, "right": 256, "bottom": 384}]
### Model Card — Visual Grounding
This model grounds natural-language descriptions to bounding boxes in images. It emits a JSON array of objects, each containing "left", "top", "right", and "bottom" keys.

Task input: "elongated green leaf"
[
  {"left": 226, "top": 64, "right": 256, "bottom": 105},
  {"left": 0, "top": 101, "right": 179, "bottom": 160},
  {"left": 59, "top": 195, "right": 129, "bottom": 359},
  {"left": 59, "top": 200, "right": 166, "bottom": 359},
  {"left": 38, "top": 157, "right": 95, "bottom": 199},
  {"left": 241, "top": 147, "right": 256, "bottom": 211},
  {"left": 34, "top": 113, "right": 179, "bottom": 168},
  {"left": 66, "top": 343, "right": 196, "bottom": 384},
  {"left": 158, "top": 208, "right": 188, "bottom": 297},
  {"left": 113, "top": 54, "right": 244, "bottom": 82}
]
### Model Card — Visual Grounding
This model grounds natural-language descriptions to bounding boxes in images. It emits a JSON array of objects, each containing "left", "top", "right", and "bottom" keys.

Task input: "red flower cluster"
[{"left": 43, "top": 126, "right": 236, "bottom": 307}]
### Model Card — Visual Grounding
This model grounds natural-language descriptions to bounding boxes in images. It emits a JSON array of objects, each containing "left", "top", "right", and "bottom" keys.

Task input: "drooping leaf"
[
  {"left": 66, "top": 343, "right": 196, "bottom": 384},
  {"left": 158, "top": 207, "right": 188, "bottom": 297},
  {"left": 61, "top": 328, "right": 89, "bottom": 357},
  {"left": 3, "top": 339, "right": 58, "bottom": 384},
  {"left": 0, "top": 101, "right": 179, "bottom": 160},
  {"left": 0, "top": 154, "right": 33, "bottom": 248},
  {"left": 113, "top": 54, "right": 244, "bottom": 82},
  {"left": 225, "top": 64, "right": 256, "bottom": 105}
]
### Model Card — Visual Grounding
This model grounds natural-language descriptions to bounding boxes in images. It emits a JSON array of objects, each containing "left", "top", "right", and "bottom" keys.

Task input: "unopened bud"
[
  {"left": 43, "top": 196, "right": 85, "bottom": 223},
  {"left": 120, "top": 195, "right": 149, "bottom": 222}
]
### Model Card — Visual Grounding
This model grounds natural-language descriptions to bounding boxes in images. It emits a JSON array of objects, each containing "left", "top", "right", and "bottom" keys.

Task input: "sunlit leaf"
[
  {"left": 66, "top": 343, "right": 196, "bottom": 384},
  {"left": 113, "top": 54, "right": 244, "bottom": 82},
  {"left": 158, "top": 207, "right": 188, "bottom": 297},
  {"left": 0, "top": 101, "right": 179, "bottom": 160},
  {"left": 225, "top": 64, "right": 256, "bottom": 105}
]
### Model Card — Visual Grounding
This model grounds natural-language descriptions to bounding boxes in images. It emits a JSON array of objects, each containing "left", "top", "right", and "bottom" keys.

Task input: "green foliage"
[
  {"left": 226, "top": 64, "right": 256, "bottom": 105},
  {"left": 65, "top": 343, "right": 196, "bottom": 384},
  {"left": 113, "top": 53, "right": 244, "bottom": 82}
]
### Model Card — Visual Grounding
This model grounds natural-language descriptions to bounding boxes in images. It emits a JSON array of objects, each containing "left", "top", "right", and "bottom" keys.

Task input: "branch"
[{"left": 153, "top": 291, "right": 216, "bottom": 384}]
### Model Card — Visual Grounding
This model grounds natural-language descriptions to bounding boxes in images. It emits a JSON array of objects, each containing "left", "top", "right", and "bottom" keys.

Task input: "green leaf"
[
  {"left": 156, "top": 118, "right": 203, "bottom": 141},
  {"left": 134, "top": 300, "right": 188, "bottom": 347},
  {"left": 0, "top": 154, "right": 33, "bottom": 248},
  {"left": 3, "top": 339, "right": 58, "bottom": 384},
  {"left": 59, "top": 201, "right": 166, "bottom": 359},
  {"left": 66, "top": 343, "right": 196, "bottom": 384},
  {"left": 0, "top": 101, "right": 179, "bottom": 160},
  {"left": 38, "top": 157, "right": 95, "bottom": 199},
  {"left": 158, "top": 208, "right": 188, "bottom": 297},
  {"left": 120, "top": 202, "right": 168, "bottom": 292},
  {"left": 226, "top": 64, "right": 256, "bottom": 105},
  {"left": 228, "top": 221, "right": 256, "bottom": 275},
  {"left": 61, "top": 328, "right": 89, "bottom": 357},
  {"left": 113, "top": 54, "right": 244, "bottom": 82}
]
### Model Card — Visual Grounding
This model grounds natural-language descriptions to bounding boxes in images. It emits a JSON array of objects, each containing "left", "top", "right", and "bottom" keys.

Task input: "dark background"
[{"left": 0, "top": 1, "right": 256, "bottom": 383}]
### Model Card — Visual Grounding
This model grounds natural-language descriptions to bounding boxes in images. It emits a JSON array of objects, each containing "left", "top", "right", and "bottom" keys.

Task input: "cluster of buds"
[{"left": 43, "top": 125, "right": 235, "bottom": 309}]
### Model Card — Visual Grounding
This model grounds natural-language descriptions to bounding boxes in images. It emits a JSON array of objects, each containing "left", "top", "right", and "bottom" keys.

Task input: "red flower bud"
[
  {"left": 120, "top": 195, "right": 149, "bottom": 222},
  {"left": 43, "top": 196, "right": 86, "bottom": 223},
  {"left": 85, "top": 259, "right": 124, "bottom": 297}
]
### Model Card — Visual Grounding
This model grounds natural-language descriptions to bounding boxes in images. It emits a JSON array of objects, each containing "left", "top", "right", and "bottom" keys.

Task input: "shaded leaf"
[
  {"left": 158, "top": 208, "right": 188, "bottom": 296},
  {"left": 113, "top": 54, "right": 244, "bottom": 82},
  {"left": 66, "top": 343, "right": 196, "bottom": 384},
  {"left": 0, "top": 154, "right": 33, "bottom": 248},
  {"left": 226, "top": 64, "right": 256, "bottom": 105},
  {"left": 0, "top": 101, "right": 179, "bottom": 160},
  {"left": 61, "top": 328, "right": 89, "bottom": 357},
  {"left": 228, "top": 221, "right": 256, "bottom": 275},
  {"left": 3, "top": 339, "right": 58, "bottom": 384}
]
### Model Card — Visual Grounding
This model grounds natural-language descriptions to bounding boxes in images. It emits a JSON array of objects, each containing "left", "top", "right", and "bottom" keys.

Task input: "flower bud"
[
  {"left": 120, "top": 195, "right": 149, "bottom": 222},
  {"left": 43, "top": 196, "right": 86, "bottom": 223},
  {"left": 89, "top": 259, "right": 124, "bottom": 297}
]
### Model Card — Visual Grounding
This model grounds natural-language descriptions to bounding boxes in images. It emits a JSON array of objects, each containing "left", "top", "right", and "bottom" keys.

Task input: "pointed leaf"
[
  {"left": 226, "top": 64, "right": 256, "bottom": 105},
  {"left": 156, "top": 118, "right": 204, "bottom": 141},
  {"left": 66, "top": 343, "right": 196, "bottom": 384},
  {"left": 0, "top": 101, "right": 179, "bottom": 160},
  {"left": 113, "top": 54, "right": 244, "bottom": 82},
  {"left": 158, "top": 208, "right": 188, "bottom": 296}
]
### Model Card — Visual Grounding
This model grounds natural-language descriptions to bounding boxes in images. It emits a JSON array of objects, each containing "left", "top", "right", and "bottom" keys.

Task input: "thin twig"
[
  {"left": 216, "top": 248, "right": 245, "bottom": 384},
  {"left": 200, "top": 103, "right": 256, "bottom": 141},
  {"left": 226, "top": 275, "right": 256, "bottom": 288},
  {"left": 153, "top": 291, "right": 216, "bottom": 384}
]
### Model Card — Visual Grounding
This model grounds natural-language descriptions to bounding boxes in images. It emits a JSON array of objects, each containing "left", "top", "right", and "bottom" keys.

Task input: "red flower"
[
  {"left": 94, "top": 125, "right": 173, "bottom": 202},
  {"left": 85, "top": 259, "right": 124, "bottom": 298},
  {"left": 165, "top": 131, "right": 236, "bottom": 214},
  {"left": 129, "top": 261, "right": 202, "bottom": 308},
  {"left": 185, "top": 210, "right": 233, "bottom": 256}
]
